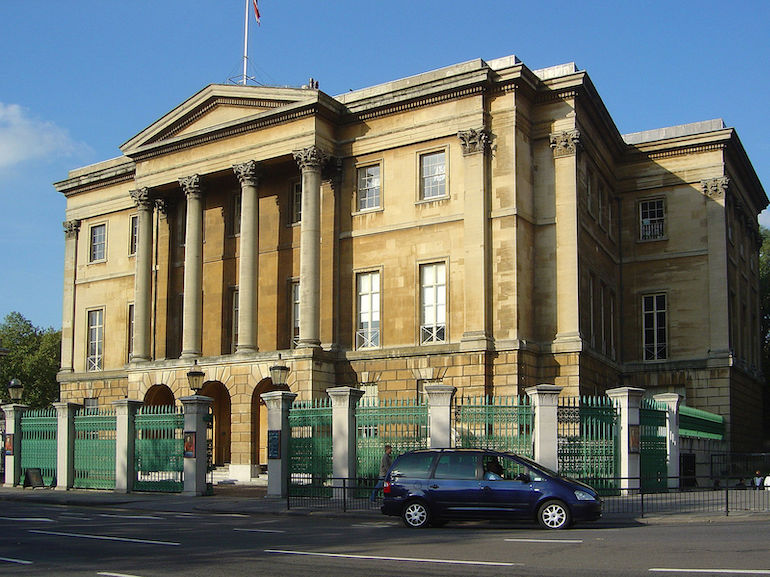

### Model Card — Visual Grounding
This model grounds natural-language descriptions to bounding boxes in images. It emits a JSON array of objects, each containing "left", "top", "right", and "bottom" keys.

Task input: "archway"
[
  {"left": 201, "top": 381, "right": 231, "bottom": 465},
  {"left": 143, "top": 384, "right": 175, "bottom": 406},
  {"left": 251, "top": 378, "right": 289, "bottom": 471}
]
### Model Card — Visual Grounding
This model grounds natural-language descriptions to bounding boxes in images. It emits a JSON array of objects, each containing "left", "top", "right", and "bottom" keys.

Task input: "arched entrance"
[
  {"left": 251, "top": 378, "right": 289, "bottom": 471},
  {"left": 201, "top": 381, "right": 231, "bottom": 466},
  {"left": 143, "top": 384, "right": 174, "bottom": 406}
]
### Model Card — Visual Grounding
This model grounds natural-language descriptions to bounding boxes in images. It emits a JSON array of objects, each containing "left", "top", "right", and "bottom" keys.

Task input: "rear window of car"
[{"left": 390, "top": 453, "right": 436, "bottom": 478}]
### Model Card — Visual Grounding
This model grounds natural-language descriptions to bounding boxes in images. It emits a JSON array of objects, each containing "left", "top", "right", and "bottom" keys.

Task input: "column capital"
[
  {"left": 702, "top": 176, "right": 730, "bottom": 200},
  {"left": 549, "top": 129, "right": 581, "bottom": 158},
  {"left": 233, "top": 160, "right": 261, "bottom": 187},
  {"left": 62, "top": 219, "right": 81, "bottom": 239},
  {"left": 154, "top": 198, "right": 168, "bottom": 217},
  {"left": 129, "top": 187, "right": 153, "bottom": 209},
  {"left": 457, "top": 128, "right": 490, "bottom": 155},
  {"left": 293, "top": 145, "right": 329, "bottom": 172},
  {"left": 179, "top": 174, "right": 203, "bottom": 196}
]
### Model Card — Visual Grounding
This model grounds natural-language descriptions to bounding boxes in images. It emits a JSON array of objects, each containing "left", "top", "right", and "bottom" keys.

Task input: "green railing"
[
  {"left": 20, "top": 408, "right": 57, "bottom": 486},
  {"left": 135, "top": 405, "right": 184, "bottom": 493},
  {"left": 74, "top": 408, "right": 116, "bottom": 490},
  {"left": 679, "top": 405, "right": 724, "bottom": 440},
  {"left": 453, "top": 395, "right": 533, "bottom": 457},
  {"left": 558, "top": 396, "right": 619, "bottom": 494},
  {"left": 640, "top": 398, "right": 668, "bottom": 492},
  {"left": 356, "top": 397, "right": 429, "bottom": 480},
  {"left": 289, "top": 398, "right": 333, "bottom": 489}
]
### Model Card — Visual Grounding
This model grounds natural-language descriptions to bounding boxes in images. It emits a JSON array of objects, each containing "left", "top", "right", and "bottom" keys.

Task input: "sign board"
[
  {"left": 267, "top": 430, "right": 281, "bottom": 459},
  {"left": 629, "top": 424, "right": 640, "bottom": 453},
  {"left": 23, "top": 468, "right": 44, "bottom": 488},
  {"left": 183, "top": 431, "right": 196, "bottom": 458},
  {"left": 4, "top": 433, "right": 13, "bottom": 456}
]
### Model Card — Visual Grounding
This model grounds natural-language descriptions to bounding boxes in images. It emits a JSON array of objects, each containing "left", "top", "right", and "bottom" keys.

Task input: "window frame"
[
  {"left": 231, "top": 287, "right": 239, "bottom": 353},
  {"left": 128, "top": 214, "right": 138, "bottom": 256},
  {"left": 639, "top": 198, "right": 666, "bottom": 241},
  {"left": 88, "top": 223, "right": 107, "bottom": 263},
  {"left": 355, "top": 270, "right": 381, "bottom": 349},
  {"left": 418, "top": 149, "right": 448, "bottom": 201},
  {"left": 642, "top": 293, "right": 668, "bottom": 361},
  {"left": 127, "top": 303, "right": 134, "bottom": 362},
  {"left": 290, "top": 181, "right": 302, "bottom": 225},
  {"left": 356, "top": 162, "right": 382, "bottom": 212},
  {"left": 86, "top": 307, "right": 105, "bottom": 371},
  {"left": 419, "top": 261, "right": 447, "bottom": 345},
  {"left": 230, "top": 192, "right": 242, "bottom": 237},
  {"left": 290, "top": 279, "right": 300, "bottom": 348}
]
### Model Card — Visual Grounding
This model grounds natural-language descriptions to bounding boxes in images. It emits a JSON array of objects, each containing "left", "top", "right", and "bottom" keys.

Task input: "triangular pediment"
[{"left": 120, "top": 84, "right": 316, "bottom": 155}]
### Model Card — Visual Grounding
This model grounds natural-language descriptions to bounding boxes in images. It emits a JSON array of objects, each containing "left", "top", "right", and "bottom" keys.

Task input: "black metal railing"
[{"left": 288, "top": 477, "right": 382, "bottom": 512}]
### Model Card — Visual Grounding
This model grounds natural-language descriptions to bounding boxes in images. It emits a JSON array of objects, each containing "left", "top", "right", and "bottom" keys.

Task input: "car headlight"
[{"left": 574, "top": 490, "right": 596, "bottom": 501}]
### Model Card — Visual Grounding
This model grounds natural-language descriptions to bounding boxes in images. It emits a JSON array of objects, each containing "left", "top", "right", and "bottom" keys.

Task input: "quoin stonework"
[{"left": 55, "top": 55, "right": 767, "bottom": 481}]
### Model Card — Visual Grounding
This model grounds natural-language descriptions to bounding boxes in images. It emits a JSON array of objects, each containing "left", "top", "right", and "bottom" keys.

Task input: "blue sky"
[{"left": 1, "top": 1, "right": 768, "bottom": 330}]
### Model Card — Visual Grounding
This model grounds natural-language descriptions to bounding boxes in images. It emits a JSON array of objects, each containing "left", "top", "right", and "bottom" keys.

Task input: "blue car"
[{"left": 381, "top": 449, "right": 601, "bottom": 529}]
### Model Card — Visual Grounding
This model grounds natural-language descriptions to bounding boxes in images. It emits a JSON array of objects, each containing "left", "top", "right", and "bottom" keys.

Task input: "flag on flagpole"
[{"left": 252, "top": 0, "right": 261, "bottom": 25}]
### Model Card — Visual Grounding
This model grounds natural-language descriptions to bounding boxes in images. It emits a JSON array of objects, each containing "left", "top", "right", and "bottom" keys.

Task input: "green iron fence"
[
  {"left": 558, "top": 396, "right": 619, "bottom": 494},
  {"left": 20, "top": 407, "right": 57, "bottom": 486},
  {"left": 640, "top": 397, "right": 668, "bottom": 492},
  {"left": 289, "top": 398, "right": 333, "bottom": 492},
  {"left": 679, "top": 405, "right": 725, "bottom": 440},
  {"left": 453, "top": 395, "right": 533, "bottom": 457},
  {"left": 356, "top": 397, "right": 429, "bottom": 480},
  {"left": 73, "top": 407, "right": 116, "bottom": 489},
  {"left": 135, "top": 405, "right": 184, "bottom": 493}
]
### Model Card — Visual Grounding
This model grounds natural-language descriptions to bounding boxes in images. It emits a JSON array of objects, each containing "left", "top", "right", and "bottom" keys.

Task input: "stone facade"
[{"left": 54, "top": 56, "right": 767, "bottom": 476}]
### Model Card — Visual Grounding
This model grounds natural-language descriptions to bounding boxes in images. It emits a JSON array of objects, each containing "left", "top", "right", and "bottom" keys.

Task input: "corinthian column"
[
  {"left": 180, "top": 174, "right": 204, "bottom": 358},
  {"left": 458, "top": 128, "right": 492, "bottom": 350},
  {"left": 293, "top": 146, "right": 328, "bottom": 348},
  {"left": 130, "top": 188, "right": 153, "bottom": 361},
  {"left": 549, "top": 129, "right": 581, "bottom": 344},
  {"left": 61, "top": 219, "right": 81, "bottom": 372},
  {"left": 233, "top": 160, "right": 260, "bottom": 354}
]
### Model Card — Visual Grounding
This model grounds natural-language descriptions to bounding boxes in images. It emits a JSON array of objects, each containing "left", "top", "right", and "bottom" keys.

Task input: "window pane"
[{"left": 420, "top": 151, "right": 446, "bottom": 199}]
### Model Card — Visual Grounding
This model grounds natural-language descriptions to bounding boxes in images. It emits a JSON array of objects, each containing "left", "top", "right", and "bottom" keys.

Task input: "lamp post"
[
  {"left": 8, "top": 378, "right": 23, "bottom": 402},
  {"left": 269, "top": 358, "right": 290, "bottom": 389},
  {"left": 186, "top": 360, "right": 205, "bottom": 394}
]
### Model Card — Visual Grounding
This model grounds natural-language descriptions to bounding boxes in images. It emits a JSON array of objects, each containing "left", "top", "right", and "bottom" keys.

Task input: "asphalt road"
[{"left": 2, "top": 501, "right": 770, "bottom": 576}]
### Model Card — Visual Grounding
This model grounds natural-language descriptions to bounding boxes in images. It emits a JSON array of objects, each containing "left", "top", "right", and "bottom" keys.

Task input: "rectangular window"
[
  {"left": 127, "top": 303, "right": 134, "bottom": 362},
  {"left": 231, "top": 288, "right": 239, "bottom": 353},
  {"left": 643, "top": 294, "right": 667, "bottom": 360},
  {"left": 639, "top": 199, "right": 665, "bottom": 240},
  {"left": 420, "top": 150, "right": 446, "bottom": 200},
  {"left": 83, "top": 397, "right": 99, "bottom": 415},
  {"left": 87, "top": 308, "right": 104, "bottom": 371},
  {"left": 231, "top": 193, "right": 242, "bottom": 236},
  {"left": 291, "top": 181, "right": 302, "bottom": 224},
  {"left": 357, "top": 164, "right": 381, "bottom": 211},
  {"left": 89, "top": 224, "right": 106, "bottom": 262},
  {"left": 586, "top": 169, "right": 595, "bottom": 217},
  {"left": 291, "top": 280, "right": 300, "bottom": 348},
  {"left": 129, "top": 215, "right": 138, "bottom": 256},
  {"left": 420, "top": 262, "right": 446, "bottom": 344},
  {"left": 356, "top": 271, "right": 381, "bottom": 349},
  {"left": 597, "top": 183, "right": 605, "bottom": 228}
]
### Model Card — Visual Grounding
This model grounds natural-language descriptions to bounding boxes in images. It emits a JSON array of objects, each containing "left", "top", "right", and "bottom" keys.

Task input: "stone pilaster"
[
  {"left": 607, "top": 387, "right": 645, "bottom": 493},
  {"left": 179, "top": 174, "right": 204, "bottom": 358},
  {"left": 327, "top": 387, "right": 365, "bottom": 480},
  {"left": 702, "top": 177, "right": 731, "bottom": 361},
  {"left": 180, "top": 394, "right": 214, "bottom": 496},
  {"left": 458, "top": 128, "right": 492, "bottom": 350},
  {"left": 653, "top": 393, "right": 682, "bottom": 489},
  {"left": 262, "top": 390, "right": 298, "bottom": 498},
  {"left": 130, "top": 188, "right": 154, "bottom": 362},
  {"left": 424, "top": 383, "right": 457, "bottom": 448},
  {"left": 293, "top": 146, "right": 328, "bottom": 348},
  {"left": 550, "top": 129, "right": 581, "bottom": 345},
  {"left": 233, "top": 160, "right": 261, "bottom": 354},
  {"left": 2, "top": 403, "right": 27, "bottom": 487},
  {"left": 525, "top": 384, "right": 563, "bottom": 471},
  {"left": 61, "top": 219, "right": 80, "bottom": 372},
  {"left": 54, "top": 402, "right": 81, "bottom": 490}
]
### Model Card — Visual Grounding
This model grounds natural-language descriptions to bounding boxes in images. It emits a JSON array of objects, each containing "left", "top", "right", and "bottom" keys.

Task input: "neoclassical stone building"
[{"left": 55, "top": 55, "right": 767, "bottom": 479}]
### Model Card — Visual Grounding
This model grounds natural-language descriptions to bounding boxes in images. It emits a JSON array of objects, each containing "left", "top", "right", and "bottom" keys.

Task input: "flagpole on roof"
[{"left": 242, "top": 0, "right": 249, "bottom": 85}]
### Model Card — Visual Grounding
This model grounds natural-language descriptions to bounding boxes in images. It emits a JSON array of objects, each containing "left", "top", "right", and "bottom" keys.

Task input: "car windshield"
[{"left": 505, "top": 453, "right": 560, "bottom": 478}]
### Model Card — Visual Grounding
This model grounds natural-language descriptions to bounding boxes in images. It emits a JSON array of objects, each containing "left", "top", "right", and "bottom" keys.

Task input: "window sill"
[
  {"left": 416, "top": 195, "right": 449, "bottom": 205},
  {"left": 353, "top": 207, "right": 383, "bottom": 216},
  {"left": 637, "top": 236, "right": 668, "bottom": 243}
]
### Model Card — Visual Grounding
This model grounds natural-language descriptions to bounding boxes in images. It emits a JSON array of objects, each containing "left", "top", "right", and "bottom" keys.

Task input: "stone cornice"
[{"left": 55, "top": 161, "right": 136, "bottom": 197}]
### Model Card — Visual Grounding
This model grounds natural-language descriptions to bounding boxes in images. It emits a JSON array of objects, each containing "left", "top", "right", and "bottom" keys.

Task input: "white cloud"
[
  {"left": 0, "top": 103, "right": 87, "bottom": 171},
  {"left": 759, "top": 209, "right": 770, "bottom": 231}
]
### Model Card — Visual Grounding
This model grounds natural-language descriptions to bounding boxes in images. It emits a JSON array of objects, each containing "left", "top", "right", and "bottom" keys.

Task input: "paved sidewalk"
[{"left": 2, "top": 485, "right": 770, "bottom": 526}]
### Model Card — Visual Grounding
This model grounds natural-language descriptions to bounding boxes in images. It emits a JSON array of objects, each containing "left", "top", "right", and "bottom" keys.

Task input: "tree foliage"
[{"left": 0, "top": 312, "right": 61, "bottom": 408}]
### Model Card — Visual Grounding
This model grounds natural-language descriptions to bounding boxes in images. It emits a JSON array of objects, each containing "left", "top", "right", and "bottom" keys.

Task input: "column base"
[
  {"left": 180, "top": 351, "right": 201, "bottom": 359},
  {"left": 296, "top": 339, "right": 321, "bottom": 348},
  {"left": 460, "top": 331, "right": 493, "bottom": 352},
  {"left": 235, "top": 345, "right": 258, "bottom": 356}
]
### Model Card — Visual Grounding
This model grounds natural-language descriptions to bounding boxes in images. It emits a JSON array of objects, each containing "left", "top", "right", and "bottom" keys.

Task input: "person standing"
[
  {"left": 753, "top": 470, "right": 764, "bottom": 490},
  {"left": 370, "top": 444, "right": 393, "bottom": 501}
]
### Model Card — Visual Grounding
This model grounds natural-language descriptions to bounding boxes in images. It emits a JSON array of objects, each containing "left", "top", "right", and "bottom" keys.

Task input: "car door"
[
  {"left": 480, "top": 454, "right": 540, "bottom": 518},
  {"left": 428, "top": 451, "right": 484, "bottom": 518}
]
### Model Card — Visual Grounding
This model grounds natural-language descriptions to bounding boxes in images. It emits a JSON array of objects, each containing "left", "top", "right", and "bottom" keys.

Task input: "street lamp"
[
  {"left": 269, "top": 356, "right": 290, "bottom": 389},
  {"left": 8, "top": 378, "right": 23, "bottom": 402},
  {"left": 186, "top": 360, "right": 205, "bottom": 394}
]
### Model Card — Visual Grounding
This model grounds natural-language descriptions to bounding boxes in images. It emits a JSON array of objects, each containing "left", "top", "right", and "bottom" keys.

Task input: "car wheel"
[
  {"left": 537, "top": 500, "right": 571, "bottom": 530},
  {"left": 402, "top": 500, "right": 430, "bottom": 528}
]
